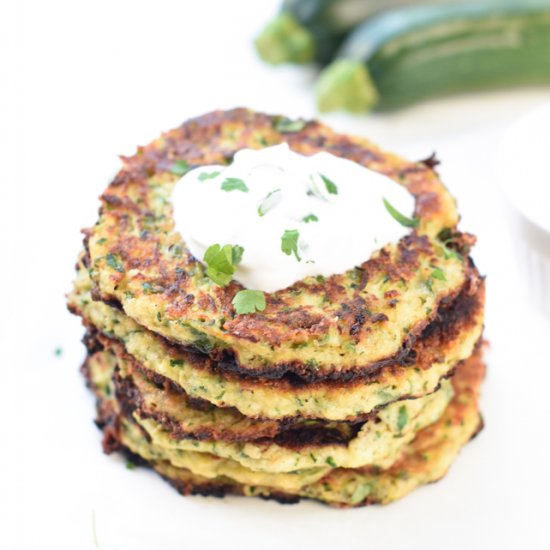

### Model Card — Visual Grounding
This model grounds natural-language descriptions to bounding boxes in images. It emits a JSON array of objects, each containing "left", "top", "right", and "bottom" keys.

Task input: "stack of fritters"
[{"left": 68, "top": 109, "right": 485, "bottom": 507}]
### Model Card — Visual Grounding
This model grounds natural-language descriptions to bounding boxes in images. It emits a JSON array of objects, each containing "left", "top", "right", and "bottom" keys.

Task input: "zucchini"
[
  {"left": 255, "top": 0, "right": 449, "bottom": 66},
  {"left": 316, "top": 1, "right": 550, "bottom": 113}
]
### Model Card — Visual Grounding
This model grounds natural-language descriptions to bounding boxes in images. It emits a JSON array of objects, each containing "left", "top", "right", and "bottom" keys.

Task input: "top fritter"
[{"left": 85, "top": 108, "right": 475, "bottom": 381}]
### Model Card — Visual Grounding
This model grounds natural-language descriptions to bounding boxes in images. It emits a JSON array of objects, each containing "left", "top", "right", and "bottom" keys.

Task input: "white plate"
[{"left": 5, "top": 1, "right": 550, "bottom": 549}]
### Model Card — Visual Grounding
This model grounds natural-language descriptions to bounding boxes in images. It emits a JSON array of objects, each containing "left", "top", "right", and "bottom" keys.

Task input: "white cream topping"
[{"left": 172, "top": 143, "right": 415, "bottom": 292}]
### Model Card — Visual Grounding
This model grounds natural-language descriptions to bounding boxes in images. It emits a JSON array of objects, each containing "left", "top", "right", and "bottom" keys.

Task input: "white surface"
[
  {"left": 497, "top": 102, "right": 550, "bottom": 234},
  {"left": 3, "top": 1, "right": 550, "bottom": 549},
  {"left": 173, "top": 143, "right": 415, "bottom": 292},
  {"left": 496, "top": 102, "right": 550, "bottom": 318}
]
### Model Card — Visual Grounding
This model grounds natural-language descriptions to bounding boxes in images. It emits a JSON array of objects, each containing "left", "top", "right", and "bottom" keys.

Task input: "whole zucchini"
[
  {"left": 316, "top": 1, "right": 550, "bottom": 113},
  {"left": 255, "top": 0, "right": 454, "bottom": 65}
]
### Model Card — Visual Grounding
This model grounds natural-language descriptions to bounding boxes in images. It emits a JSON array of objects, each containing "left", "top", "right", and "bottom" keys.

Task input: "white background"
[{"left": 2, "top": 1, "right": 550, "bottom": 549}]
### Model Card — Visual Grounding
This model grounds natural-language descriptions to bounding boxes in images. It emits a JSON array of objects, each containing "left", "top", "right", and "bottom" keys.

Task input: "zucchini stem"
[
  {"left": 254, "top": 12, "right": 315, "bottom": 65},
  {"left": 316, "top": 60, "right": 380, "bottom": 113}
]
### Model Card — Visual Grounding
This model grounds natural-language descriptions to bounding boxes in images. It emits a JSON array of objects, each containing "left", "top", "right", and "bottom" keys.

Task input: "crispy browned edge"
[
  {"left": 83, "top": 345, "right": 486, "bottom": 508},
  {"left": 73, "top": 276, "right": 484, "bottom": 426},
  {"left": 71, "top": 267, "right": 484, "bottom": 406},
  {"left": 111, "top": 364, "right": 365, "bottom": 447},
  {"left": 81, "top": 354, "right": 299, "bottom": 504},
  {"left": 83, "top": 336, "right": 393, "bottom": 445},
  {"left": 81, "top": 108, "right": 479, "bottom": 383},
  {"left": 79, "top": 275, "right": 483, "bottom": 441}
]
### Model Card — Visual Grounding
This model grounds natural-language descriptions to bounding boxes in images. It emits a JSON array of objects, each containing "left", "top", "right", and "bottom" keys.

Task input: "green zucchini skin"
[
  {"left": 316, "top": 1, "right": 550, "bottom": 112},
  {"left": 282, "top": 0, "right": 378, "bottom": 64},
  {"left": 256, "top": 0, "right": 444, "bottom": 65}
]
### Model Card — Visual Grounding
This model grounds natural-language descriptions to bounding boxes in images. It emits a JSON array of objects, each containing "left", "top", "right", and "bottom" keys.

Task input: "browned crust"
[
  {"left": 112, "top": 363, "right": 364, "bottom": 446},
  {"left": 162, "top": 471, "right": 301, "bottom": 505},
  {"left": 86, "top": 235, "right": 477, "bottom": 384},
  {"left": 86, "top": 325, "right": 476, "bottom": 429},
  {"left": 81, "top": 329, "right": 465, "bottom": 445},
  {"left": 82, "top": 336, "right": 376, "bottom": 444},
  {"left": 354, "top": 344, "right": 486, "bottom": 479},
  {"left": 81, "top": 354, "right": 301, "bottom": 503},
  {"left": 74, "top": 272, "right": 484, "bottom": 403},
  {"left": 197, "top": 261, "right": 482, "bottom": 384}
]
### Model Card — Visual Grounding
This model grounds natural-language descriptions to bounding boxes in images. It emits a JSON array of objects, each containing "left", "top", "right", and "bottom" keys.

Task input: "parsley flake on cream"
[
  {"left": 320, "top": 174, "right": 338, "bottom": 195},
  {"left": 383, "top": 198, "right": 419, "bottom": 228},
  {"left": 221, "top": 177, "right": 249, "bottom": 192},
  {"left": 258, "top": 189, "right": 282, "bottom": 217},
  {"left": 198, "top": 170, "right": 220, "bottom": 181},
  {"left": 281, "top": 229, "right": 301, "bottom": 261}
]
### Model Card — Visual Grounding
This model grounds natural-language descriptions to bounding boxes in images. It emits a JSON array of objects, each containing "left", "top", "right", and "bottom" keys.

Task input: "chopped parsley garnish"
[
  {"left": 320, "top": 174, "right": 338, "bottom": 195},
  {"left": 438, "top": 228, "right": 454, "bottom": 242},
  {"left": 142, "top": 281, "right": 163, "bottom": 294},
  {"left": 232, "top": 290, "right": 266, "bottom": 315},
  {"left": 170, "top": 160, "right": 190, "bottom": 176},
  {"left": 198, "top": 170, "right": 220, "bottom": 181},
  {"left": 437, "top": 229, "right": 463, "bottom": 260},
  {"left": 281, "top": 229, "right": 301, "bottom": 261},
  {"left": 142, "top": 282, "right": 154, "bottom": 293},
  {"left": 302, "top": 214, "right": 319, "bottom": 223},
  {"left": 258, "top": 189, "right": 281, "bottom": 217},
  {"left": 430, "top": 266, "right": 446, "bottom": 281},
  {"left": 273, "top": 117, "right": 307, "bottom": 133},
  {"left": 221, "top": 177, "right": 249, "bottom": 193},
  {"left": 326, "top": 456, "right": 337, "bottom": 468},
  {"left": 231, "top": 245, "right": 244, "bottom": 266},
  {"left": 397, "top": 405, "right": 409, "bottom": 431},
  {"left": 307, "top": 176, "right": 325, "bottom": 201},
  {"left": 96, "top": 238, "right": 107, "bottom": 245},
  {"left": 443, "top": 247, "right": 461, "bottom": 261},
  {"left": 170, "top": 359, "right": 184, "bottom": 367},
  {"left": 125, "top": 461, "right": 136, "bottom": 470},
  {"left": 426, "top": 277, "right": 434, "bottom": 292},
  {"left": 203, "top": 244, "right": 244, "bottom": 286},
  {"left": 383, "top": 198, "right": 419, "bottom": 228},
  {"left": 106, "top": 253, "right": 124, "bottom": 273}
]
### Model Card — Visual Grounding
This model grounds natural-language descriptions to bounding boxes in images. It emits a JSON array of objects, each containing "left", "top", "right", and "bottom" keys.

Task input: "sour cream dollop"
[{"left": 172, "top": 143, "right": 415, "bottom": 292}]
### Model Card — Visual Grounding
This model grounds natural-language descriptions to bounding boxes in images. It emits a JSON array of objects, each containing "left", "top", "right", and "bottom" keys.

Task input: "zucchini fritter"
[
  {"left": 84, "top": 347, "right": 454, "bottom": 473},
  {"left": 69, "top": 261, "right": 484, "bottom": 420},
  {"left": 85, "top": 108, "right": 474, "bottom": 379},
  {"left": 85, "top": 343, "right": 485, "bottom": 507},
  {"left": 69, "top": 109, "right": 486, "bottom": 507}
]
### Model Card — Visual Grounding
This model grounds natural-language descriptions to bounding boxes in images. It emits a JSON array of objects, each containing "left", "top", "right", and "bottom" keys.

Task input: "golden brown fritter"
[
  {"left": 85, "top": 343, "right": 485, "bottom": 507},
  {"left": 85, "top": 108, "right": 476, "bottom": 379},
  {"left": 69, "top": 260, "right": 484, "bottom": 420}
]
